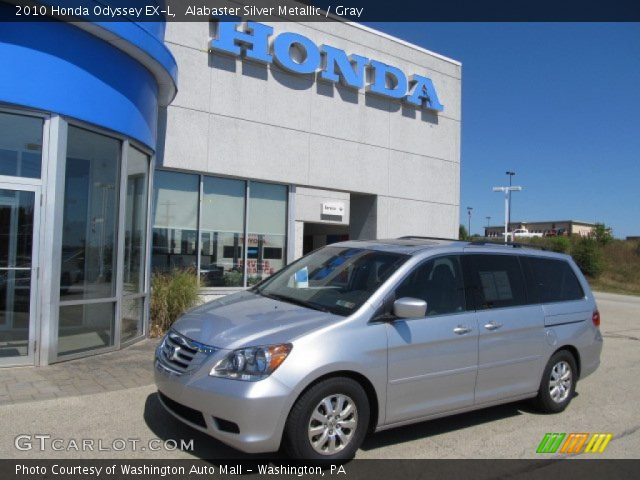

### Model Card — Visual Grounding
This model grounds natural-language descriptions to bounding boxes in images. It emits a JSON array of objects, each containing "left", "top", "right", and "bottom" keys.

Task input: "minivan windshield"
[{"left": 253, "top": 247, "right": 408, "bottom": 316}]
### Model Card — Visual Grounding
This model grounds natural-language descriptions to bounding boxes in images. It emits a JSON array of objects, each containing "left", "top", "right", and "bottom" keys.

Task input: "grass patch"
[
  {"left": 149, "top": 268, "right": 201, "bottom": 337},
  {"left": 588, "top": 240, "right": 640, "bottom": 296}
]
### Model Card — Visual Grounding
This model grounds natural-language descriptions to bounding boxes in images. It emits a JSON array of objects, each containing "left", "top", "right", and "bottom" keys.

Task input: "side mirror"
[{"left": 393, "top": 297, "right": 427, "bottom": 319}]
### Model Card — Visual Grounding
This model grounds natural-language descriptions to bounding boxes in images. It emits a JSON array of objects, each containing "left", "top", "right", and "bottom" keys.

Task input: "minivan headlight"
[{"left": 210, "top": 344, "right": 292, "bottom": 381}]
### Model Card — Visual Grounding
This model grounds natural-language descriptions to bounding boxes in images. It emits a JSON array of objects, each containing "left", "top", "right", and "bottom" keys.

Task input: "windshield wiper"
[{"left": 257, "top": 291, "right": 332, "bottom": 313}]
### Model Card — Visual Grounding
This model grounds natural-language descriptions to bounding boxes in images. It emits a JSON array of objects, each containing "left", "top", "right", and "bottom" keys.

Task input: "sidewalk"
[{"left": 0, "top": 339, "right": 159, "bottom": 405}]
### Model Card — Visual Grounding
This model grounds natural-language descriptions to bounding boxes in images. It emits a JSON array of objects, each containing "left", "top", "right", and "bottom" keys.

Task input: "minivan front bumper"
[{"left": 154, "top": 359, "right": 294, "bottom": 453}]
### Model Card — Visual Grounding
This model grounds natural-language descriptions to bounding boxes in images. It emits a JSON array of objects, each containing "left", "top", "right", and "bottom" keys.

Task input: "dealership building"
[
  {"left": 484, "top": 220, "right": 597, "bottom": 239},
  {"left": 0, "top": 3, "right": 461, "bottom": 365}
]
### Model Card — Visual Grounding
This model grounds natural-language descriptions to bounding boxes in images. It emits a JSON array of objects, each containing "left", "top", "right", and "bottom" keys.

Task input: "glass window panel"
[
  {"left": 200, "top": 177, "right": 245, "bottom": 287},
  {"left": 123, "top": 147, "right": 149, "bottom": 294},
  {"left": 0, "top": 269, "right": 32, "bottom": 358},
  {"left": 247, "top": 182, "right": 287, "bottom": 284},
  {"left": 0, "top": 190, "right": 35, "bottom": 268},
  {"left": 151, "top": 171, "right": 199, "bottom": 272},
  {"left": 121, "top": 297, "right": 144, "bottom": 343},
  {"left": 0, "top": 112, "right": 43, "bottom": 179},
  {"left": 0, "top": 189, "right": 34, "bottom": 358},
  {"left": 60, "top": 126, "right": 120, "bottom": 301},
  {"left": 58, "top": 302, "right": 115, "bottom": 356}
]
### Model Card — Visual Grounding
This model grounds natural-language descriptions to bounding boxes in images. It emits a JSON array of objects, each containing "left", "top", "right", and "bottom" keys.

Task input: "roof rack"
[
  {"left": 398, "top": 236, "right": 460, "bottom": 242},
  {"left": 468, "top": 240, "right": 547, "bottom": 251}
]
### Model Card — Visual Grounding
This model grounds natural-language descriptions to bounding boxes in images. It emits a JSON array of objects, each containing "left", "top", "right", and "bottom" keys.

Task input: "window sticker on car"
[
  {"left": 293, "top": 267, "right": 309, "bottom": 288},
  {"left": 479, "top": 270, "right": 513, "bottom": 301},
  {"left": 336, "top": 300, "right": 356, "bottom": 309}
]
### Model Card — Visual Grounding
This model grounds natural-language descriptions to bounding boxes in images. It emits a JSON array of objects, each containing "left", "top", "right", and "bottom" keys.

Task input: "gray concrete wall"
[
  {"left": 295, "top": 187, "right": 350, "bottom": 225},
  {"left": 161, "top": 16, "right": 461, "bottom": 239}
]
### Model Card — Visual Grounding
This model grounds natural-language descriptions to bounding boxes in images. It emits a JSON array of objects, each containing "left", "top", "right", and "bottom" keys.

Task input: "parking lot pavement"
[{"left": 0, "top": 292, "right": 638, "bottom": 459}]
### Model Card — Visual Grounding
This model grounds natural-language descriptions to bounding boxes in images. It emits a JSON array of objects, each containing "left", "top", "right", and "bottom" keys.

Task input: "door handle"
[
  {"left": 453, "top": 326, "right": 472, "bottom": 335},
  {"left": 484, "top": 321, "right": 503, "bottom": 331}
]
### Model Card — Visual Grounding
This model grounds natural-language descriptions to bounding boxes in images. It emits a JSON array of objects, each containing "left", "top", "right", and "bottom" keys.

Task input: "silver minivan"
[{"left": 154, "top": 238, "right": 602, "bottom": 460}]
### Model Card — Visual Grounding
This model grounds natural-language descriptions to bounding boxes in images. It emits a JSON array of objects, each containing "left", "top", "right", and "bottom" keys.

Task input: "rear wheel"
[
  {"left": 283, "top": 377, "right": 369, "bottom": 461},
  {"left": 532, "top": 350, "right": 577, "bottom": 413}
]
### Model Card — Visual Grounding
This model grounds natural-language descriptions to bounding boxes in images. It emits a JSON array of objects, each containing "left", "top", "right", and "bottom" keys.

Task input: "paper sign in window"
[{"left": 479, "top": 271, "right": 513, "bottom": 301}]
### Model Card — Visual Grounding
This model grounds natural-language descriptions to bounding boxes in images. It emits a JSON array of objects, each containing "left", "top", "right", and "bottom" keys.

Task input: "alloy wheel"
[
  {"left": 307, "top": 394, "right": 358, "bottom": 455},
  {"left": 549, "top": 360, "right": 572, "bottom": 403}
]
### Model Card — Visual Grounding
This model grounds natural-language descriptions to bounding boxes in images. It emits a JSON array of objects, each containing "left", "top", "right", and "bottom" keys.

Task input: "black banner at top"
[{"left": 2, "top": 0, "right": 640, "bottom": 22}]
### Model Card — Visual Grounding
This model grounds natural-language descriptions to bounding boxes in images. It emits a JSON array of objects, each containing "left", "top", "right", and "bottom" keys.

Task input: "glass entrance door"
[{"left": 0, "top": 184, "right": 39, "bottom": 366}]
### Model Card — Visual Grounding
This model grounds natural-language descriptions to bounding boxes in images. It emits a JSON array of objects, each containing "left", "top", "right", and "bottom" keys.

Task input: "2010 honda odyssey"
[{"left": 154, "top": 238, "right": 602, "bottom": 460}]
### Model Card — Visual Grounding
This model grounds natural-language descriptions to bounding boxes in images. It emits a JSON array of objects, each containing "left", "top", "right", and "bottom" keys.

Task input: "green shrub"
[
  {"left": 593, "top": 223, "right": 613, "bottom": 246},
  {"left": 223, "top": 270, "right": 243, "bottom": 287},
  {"left": 546, "top": 236, "right": 572, "bottom": 253},
  {"left": 459, "top": 224, "right": 469, "bottom": 240},
  {"left": 572, "top": 237, "right": 603, "bottom": 278},
  {"left": 150, "top": 268, "right": 200, "bottom": 337}
]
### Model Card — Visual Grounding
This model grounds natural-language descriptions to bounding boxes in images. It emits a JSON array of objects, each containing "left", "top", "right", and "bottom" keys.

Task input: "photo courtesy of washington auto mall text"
[{"left": 1, "top": 0, "right": 639, "bottom": 479}]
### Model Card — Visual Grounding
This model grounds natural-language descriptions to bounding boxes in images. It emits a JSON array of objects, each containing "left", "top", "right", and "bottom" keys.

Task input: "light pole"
[
  {"left": 506, "top": 171, "right": 515, "bottom": 230},
  {"left": 485, "top": 216, "right": 491, "bottom": 237},
  {"left": 467, "top": 207, "right": 473, "bottom": 237},
  {"left": 493, "top": 186, "right": 522, "bottom": 243}
]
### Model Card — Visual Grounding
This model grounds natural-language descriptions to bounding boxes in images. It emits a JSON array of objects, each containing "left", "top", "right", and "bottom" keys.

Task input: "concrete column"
[
  {"left": 349, "top": 194, "right": 378, "bottom": 240},
  {"left": 294, "top": 221, "right": 304, "bottom": 260}
]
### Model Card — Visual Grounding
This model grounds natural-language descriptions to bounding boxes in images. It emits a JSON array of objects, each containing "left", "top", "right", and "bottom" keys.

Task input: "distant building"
[{"left": 484, "top": 220, "right": 597, "bottom": 238}]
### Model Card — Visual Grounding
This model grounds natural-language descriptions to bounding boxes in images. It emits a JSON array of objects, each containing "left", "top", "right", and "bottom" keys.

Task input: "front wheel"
[
  {"left": 283, "top": 377, "right": 370, "bottom": 461},
  {"left": 532, "top": 350, "right": 578, "bottom": 413}
]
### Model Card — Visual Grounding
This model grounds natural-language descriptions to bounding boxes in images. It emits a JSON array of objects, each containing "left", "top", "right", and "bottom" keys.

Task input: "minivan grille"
[{"left": 157, "top": 330, "right": 216, "bottom": 374}]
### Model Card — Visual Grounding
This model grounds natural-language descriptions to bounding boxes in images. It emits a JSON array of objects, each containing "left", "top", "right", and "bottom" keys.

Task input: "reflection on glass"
[
  {"left": 58, "top": 302, "right": 115, "bottom": 356},
  {"left": 60, "top": 126, "right": 120, "bottom": 301},
  {"left": 0, "top": 112, "right": 43, "bottom": 179},
  {"left": 151, "top": 171, "right": 199, "bottom": 272},
  {"left": 0, "top": 189, "right": 35, "bottom": 358},
  {"left": 247, "top": 182, "right": 287, "bottom": 285},
  {"left": 121, "top": 297, "right": 144, "bottom": 343},
  {"left": 200, "top": 177, "right": 245, "bottom": 287},
  {"left": 123, "top": 147, "right": 149, "bottom": 294}
]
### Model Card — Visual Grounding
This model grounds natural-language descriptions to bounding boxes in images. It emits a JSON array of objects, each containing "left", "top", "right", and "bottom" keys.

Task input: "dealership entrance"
[
  {"left": 0, "top": 184, "right": 40, "bottom": 366},
  {"left": 302, "top": 223, "right": 350, "bottom": 256}
]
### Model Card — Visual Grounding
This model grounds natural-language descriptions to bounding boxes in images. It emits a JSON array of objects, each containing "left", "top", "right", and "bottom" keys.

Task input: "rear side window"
[
  {"left": 523, "top": 257, "right": 584, "bottom": 303},
  {"left": 465, "top": 254, "right": 527, "bottom": 309}
]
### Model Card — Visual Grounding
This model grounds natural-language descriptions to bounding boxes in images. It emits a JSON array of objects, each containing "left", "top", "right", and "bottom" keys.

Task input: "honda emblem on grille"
[{"left": 168, "top": 345, "right": 182, "bottom": 362}]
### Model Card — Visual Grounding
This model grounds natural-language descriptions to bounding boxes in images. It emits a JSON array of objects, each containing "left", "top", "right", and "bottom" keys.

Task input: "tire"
[
  {"left": 283, "top": 377, "right": 370, "bottom": 461},
  {"left": 532, "top": 350, "right": 578, "bottom": 413}
]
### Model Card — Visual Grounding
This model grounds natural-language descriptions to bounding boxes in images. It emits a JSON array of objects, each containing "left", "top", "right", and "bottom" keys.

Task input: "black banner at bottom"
[{"left": 2, "top": 459, "right": 640, "bottom": 480}]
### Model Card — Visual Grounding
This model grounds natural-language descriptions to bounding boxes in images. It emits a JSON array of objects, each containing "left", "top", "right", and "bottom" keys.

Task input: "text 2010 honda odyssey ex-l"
[{"left": 155, "top": 238, "right": 602, "bottom": 460}]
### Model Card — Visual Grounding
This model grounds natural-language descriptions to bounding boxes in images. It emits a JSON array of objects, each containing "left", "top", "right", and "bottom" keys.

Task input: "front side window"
[
  {"left": 395, "top": 255, "right": 466, "bottom": 316},
  {"left": 255, "top": 247, "right": 407, "bottom": 316},
  {"left": 523, "top": 256, "right": 584, "bottom": 303},
  {"left": 466, "top": 254, "right": 527, "bottom": 309}
]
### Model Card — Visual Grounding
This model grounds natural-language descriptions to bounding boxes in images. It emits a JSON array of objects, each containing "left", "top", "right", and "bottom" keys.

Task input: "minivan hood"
[{"left": 171, "top": 291, "right": 341, "bottom": 350}]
